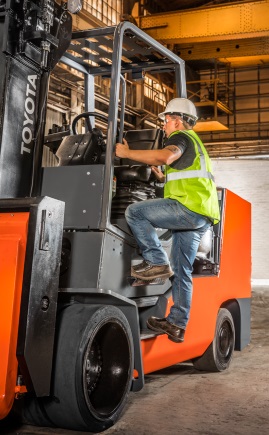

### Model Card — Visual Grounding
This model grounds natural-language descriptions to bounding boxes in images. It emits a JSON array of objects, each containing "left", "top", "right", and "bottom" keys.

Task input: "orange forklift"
[{"left": 0, "top": 1, "right": 251, "bottom": 432}]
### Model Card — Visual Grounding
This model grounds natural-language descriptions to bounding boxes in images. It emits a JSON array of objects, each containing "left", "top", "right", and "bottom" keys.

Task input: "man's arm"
[{"left": 115, "top": 139, "right": 182, "bottom": 166}]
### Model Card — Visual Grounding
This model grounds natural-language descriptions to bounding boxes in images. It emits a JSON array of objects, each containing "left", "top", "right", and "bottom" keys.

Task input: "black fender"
[{"left": 221, "top": 298, "right": 251, "bottom": 350}]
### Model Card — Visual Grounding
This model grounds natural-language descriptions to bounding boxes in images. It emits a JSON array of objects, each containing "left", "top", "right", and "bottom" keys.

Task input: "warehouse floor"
[{"left": 1, "top": 286, "right": 269, "bottom": 435}]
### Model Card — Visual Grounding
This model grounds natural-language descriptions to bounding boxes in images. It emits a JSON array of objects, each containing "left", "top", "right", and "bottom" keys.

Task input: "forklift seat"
[
  {"left": 115, "top": 128, "right": 163, "bottom": 182},
  {"left": 112, "top": 129, "right": 163, "bottom": 222},
  {"left": 120, "top": 128, "right": 163, "bottom": 166},
  {"left": 55, "top": 128, "right": 105, "bottom": 166}
]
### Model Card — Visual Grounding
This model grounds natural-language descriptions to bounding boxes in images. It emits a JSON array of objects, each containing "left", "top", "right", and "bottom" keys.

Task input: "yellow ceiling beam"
[
  {"left": 176, "top": 36, "right": 269, "bottom": 61},
  {"left": 219, "top": 54, "right": 269, "bottom": 67},
  {"left": 139, "top": 0, "right": 269, "bottom": 44}
]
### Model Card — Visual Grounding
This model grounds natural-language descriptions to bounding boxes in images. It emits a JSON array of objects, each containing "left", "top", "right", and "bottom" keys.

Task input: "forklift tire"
[
  {"left": 192, "top": 308, "right": 235, "bottom": 372},
  {"left": 23, "top": 396, "right": 55, "bottom": 427},
  {"left": 24, "top": 304, "right": 134, "bottom": 432}
]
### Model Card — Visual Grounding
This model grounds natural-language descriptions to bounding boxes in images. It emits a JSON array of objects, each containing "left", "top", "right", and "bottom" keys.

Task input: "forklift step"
[
  {"left": 140, "top": 330, "right": 163, "bottom": 340},
  {"left": 130, "top": 277, "right": 166, "bottom": 286}
]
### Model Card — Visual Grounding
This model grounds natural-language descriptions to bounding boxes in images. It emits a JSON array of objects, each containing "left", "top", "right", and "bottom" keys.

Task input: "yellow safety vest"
[{"left": 164, "top": 130, "right": 220, "bottom": 224}]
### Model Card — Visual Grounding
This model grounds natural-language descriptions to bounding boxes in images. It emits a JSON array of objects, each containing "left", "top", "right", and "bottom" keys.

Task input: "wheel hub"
[
  {"left": 218, "top": 320, "right": 232, "bottom": 359},
  {"left": 83, "top": 319, "right": 132, "bottom": 419}
]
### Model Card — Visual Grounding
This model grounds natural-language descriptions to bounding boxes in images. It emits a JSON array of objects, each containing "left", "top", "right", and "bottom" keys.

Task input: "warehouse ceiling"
[
  {"left": 132, "top": 0, "right": 269, "bottom": 158},
  {"left": 138, "top": 0, "right": 269, "bottom": 68}
]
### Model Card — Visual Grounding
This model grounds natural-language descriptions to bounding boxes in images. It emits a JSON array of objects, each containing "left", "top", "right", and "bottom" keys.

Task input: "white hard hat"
[{"left": 158, "top": 98, "right": 198, "bottom": 122}]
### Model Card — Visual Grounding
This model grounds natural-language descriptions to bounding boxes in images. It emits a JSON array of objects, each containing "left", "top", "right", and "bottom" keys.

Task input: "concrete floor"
[{"left": 1, "top": 286, "right": 269, "bottom": 435}]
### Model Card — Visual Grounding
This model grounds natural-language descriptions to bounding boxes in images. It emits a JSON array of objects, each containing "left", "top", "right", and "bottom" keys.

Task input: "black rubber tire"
[
  {"left": 193, "top": 308, "right": 235, "bottom": 372},
  {"left": 24, "top": 304, "right": 134, "bottom": 432},
  {"left": 23, "top": 395, "right": 55, "bottom": 427}
]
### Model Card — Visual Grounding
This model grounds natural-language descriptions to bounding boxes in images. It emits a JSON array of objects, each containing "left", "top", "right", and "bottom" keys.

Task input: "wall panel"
[{"left": 213, "top": 159, "right": 269, "bottom": 279}]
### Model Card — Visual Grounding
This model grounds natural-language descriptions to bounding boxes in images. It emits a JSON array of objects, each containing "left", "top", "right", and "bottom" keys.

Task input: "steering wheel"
[
  {"left": 71, "top": 111, "right": 109, "bottom": 135},
  {"left": 71, "top": 111, "right": 124, "bottom": 144}
]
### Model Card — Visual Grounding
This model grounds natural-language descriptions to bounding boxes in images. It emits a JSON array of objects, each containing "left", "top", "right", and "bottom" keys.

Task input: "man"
[{"left": 115, "top": 98, "right": 220, "bottom": 343}]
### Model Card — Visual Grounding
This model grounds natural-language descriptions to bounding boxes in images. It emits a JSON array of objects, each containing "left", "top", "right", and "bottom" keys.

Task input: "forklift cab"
[
  {"left": 42, "top": 21, "right": 186, "bottom": 228},
  {"left": 42, "top": 22, "right": 221, "bottom": 282}
]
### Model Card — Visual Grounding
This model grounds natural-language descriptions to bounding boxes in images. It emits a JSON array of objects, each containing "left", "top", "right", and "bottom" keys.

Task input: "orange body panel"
[
  {"left": 0, "top": 213, "right": 29, "bottom": 419},
  {"left": 141, "top": 189, "right": 251, "bottom": 374}
]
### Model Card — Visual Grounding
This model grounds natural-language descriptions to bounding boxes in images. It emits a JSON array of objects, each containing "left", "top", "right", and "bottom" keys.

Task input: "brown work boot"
[
  {"left": 147, "top": 316, "right": 185, "bottom": 343},
  {"left": 131, "top": 261, "right": 173, "bottom": 281},
  {"left": 131, "top": 260, "right": 149, "bottom": 273}
]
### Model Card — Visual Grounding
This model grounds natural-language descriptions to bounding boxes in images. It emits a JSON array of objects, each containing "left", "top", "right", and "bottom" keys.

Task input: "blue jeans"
[{"left": 125, "top": 198, "right": 211, "bottom": 329}]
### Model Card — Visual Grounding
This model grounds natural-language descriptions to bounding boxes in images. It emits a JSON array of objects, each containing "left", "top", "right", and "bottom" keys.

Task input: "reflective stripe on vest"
[{"left": 166, "top": 130, "right": 215, "bottom": 182}]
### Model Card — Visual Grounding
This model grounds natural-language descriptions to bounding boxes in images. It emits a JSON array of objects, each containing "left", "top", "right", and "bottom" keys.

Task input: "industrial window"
[
  {"left": 144, "top": 76, "right": 166, "bottom": 105},
  {"left": 83, "top": 0, "right": 122, "bottom": 26}
]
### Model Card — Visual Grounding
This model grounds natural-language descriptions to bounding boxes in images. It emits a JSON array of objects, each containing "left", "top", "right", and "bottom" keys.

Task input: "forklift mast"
[{"left": 0, "top": 0, "right": 72, "bottom": 198}]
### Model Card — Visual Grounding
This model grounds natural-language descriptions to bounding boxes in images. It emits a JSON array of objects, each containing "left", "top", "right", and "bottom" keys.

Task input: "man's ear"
[{"left": 176, "top": 118, "right": 183, "bottom": 127}]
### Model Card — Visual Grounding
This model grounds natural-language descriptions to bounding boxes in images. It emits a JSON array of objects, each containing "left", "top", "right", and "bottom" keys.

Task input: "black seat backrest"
[
  {"left": 56, "top": 128, "right": 105, "bottom": 166},
  {"left": 120, "top": 128, "right": 163, "bottom": 166}
]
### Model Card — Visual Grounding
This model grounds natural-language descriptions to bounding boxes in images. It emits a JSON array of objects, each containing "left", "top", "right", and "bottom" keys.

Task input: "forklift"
[{"left": 0, "top": 1, "right": 251, "bottom": 432}]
